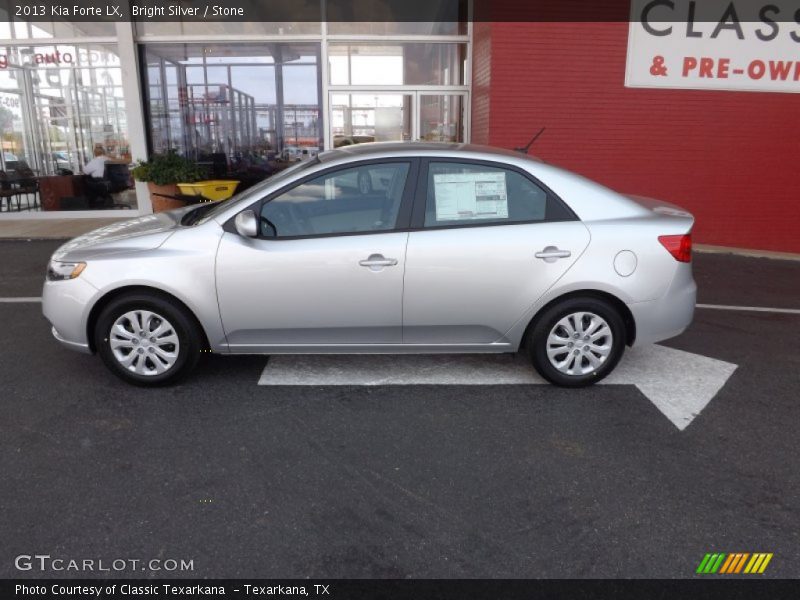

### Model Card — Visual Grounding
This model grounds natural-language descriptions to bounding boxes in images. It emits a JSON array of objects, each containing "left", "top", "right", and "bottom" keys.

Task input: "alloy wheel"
[
  {"left": 546, "top": 311, "right": 614, "bottom": 376},
  {"left": 109, "top": 310, "right": 181, "bottom": 376}
]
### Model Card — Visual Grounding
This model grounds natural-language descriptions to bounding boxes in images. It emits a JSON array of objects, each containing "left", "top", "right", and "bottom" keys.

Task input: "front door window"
[{"left": 260, "top": 162, "right": 411, "bottom": 238}]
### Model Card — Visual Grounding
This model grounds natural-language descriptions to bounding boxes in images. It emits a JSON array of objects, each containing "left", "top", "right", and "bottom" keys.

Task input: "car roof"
[{"left": 318, "top": 142, "right": 543, "bottom": 164}]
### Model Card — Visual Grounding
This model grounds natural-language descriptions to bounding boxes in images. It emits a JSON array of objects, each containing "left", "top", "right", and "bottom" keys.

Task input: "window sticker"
[{"left": 433, "top": 172, "right": 508, "bottom": 221}]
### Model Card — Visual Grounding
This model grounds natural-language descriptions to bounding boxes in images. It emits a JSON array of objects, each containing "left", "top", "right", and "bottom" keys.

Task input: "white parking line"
[
  {"left": 696, "top": 303, "right": 800, "bottom": 315},
  {"left": 0, "top": 297, "right": 41, "bottom": 303},
  {"left": 258, "top": 346, "right": 739, "bottom": 431}
]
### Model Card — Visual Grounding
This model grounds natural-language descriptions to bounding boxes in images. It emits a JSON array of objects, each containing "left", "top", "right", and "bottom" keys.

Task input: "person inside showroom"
[{"left": 82, "top": 144, "right": 109, "bottom": 179}]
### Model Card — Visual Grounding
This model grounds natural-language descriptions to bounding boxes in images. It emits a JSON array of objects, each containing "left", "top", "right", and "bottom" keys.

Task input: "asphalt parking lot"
[{"left": 1, "top": 239, "right": 798, "bottom": 579}]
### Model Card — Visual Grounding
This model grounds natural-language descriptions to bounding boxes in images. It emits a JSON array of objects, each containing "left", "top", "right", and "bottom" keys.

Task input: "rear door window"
[{"left": 423, "top": 162, "right": 572, "bottom": 228}]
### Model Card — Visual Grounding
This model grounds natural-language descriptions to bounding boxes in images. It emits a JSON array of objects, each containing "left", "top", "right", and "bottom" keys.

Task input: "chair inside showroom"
[
  {"left": 0, "top": 170, "right": 20, "bottom": 211},
  {"left": 13, "top": 162, "right": 39, "bottom": 211},
  {"left": 210, "top": 152, "right": 228, "bottom": 178},
  {"left": 84, "top": 163, "right": 132, "bottom": 209}
]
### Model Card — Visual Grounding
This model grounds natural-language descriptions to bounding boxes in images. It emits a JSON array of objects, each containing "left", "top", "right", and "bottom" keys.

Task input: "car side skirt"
[{"left": 221, "top": 342, "right": 515, "bottom": 355}]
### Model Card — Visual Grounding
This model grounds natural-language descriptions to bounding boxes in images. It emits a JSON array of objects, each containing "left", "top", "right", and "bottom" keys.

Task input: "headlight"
[{"left": 46, "top": 260, "right": 86, "bottom": 281}]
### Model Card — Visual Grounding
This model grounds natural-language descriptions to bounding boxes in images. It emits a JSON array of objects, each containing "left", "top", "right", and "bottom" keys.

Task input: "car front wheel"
[
  {"left": 94, "top": 292, "right": 201, "bottom": 386},
  {"left": 528, "top": 297, "right": 626, "bottom": 387}
]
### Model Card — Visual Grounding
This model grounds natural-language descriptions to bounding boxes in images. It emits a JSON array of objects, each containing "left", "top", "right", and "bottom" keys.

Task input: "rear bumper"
[{"left": 627, "top": 263, "right": 696, "bottom": 346}]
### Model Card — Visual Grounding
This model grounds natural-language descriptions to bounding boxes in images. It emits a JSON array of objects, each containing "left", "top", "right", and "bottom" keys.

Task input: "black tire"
[
  {"left": 528, "top": 296, "right": 626, "bottom": 388},
  {"left": 94, "top": 292, "right": 202, "bottom": 386}
]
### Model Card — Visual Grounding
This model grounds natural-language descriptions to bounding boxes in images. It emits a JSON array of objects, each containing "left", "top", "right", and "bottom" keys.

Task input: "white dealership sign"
[{"left": 626, "top": 0, "right": 800, "bottom": 93}]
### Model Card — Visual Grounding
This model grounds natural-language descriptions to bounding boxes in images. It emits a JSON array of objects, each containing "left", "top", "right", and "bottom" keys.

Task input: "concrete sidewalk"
[{"left": 0, "top": 217, "right": 133, "bottom": 239}]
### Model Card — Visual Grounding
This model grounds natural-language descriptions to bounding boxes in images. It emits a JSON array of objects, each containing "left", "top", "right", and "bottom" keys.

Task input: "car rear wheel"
[
  {"left": 528, "top": 297, "right": 625, "bottom": 387},
  {"left": 94, "top": 292, "right": 201, "bottom": 386}
]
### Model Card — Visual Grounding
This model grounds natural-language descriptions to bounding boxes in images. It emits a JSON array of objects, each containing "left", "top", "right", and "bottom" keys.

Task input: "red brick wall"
[
  {"left": 470, "top": 21, "right": 493, "bottom": 145},
  {"left": 474, "top": 22, "right": 800, "bottom": 254}
]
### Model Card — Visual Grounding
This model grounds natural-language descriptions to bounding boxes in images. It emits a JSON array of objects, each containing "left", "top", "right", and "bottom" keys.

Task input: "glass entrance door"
[
  {"left": 329, "top": 91, "right": 467, "bottom": 148},
  {"left": 330, "top": 93, "right": 412, "bottom": 147},
  {"left": 417, "top": 93, "right": 466, "bottom": 143}
]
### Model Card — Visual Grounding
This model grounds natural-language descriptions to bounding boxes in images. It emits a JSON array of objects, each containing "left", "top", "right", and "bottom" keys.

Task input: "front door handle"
[
  {"left": 535, "top": 246, "right": 572, "bottom": 263},
  {"left": 359, "top": 254, "right": 398, "bottom": 270}
]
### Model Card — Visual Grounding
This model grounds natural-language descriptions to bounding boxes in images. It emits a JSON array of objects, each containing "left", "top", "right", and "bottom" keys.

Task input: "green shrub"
[{"left": 131, "top": 150, "right": 207, "bottom": 185}]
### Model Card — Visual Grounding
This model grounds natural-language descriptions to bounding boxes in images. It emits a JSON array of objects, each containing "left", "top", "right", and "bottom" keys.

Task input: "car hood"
[{"left": 52, "top": 206, "right": 196, "bottom": 262}]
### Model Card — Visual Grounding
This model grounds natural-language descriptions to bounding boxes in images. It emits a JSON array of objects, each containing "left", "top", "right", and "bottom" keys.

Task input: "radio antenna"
[{"left": 514, "top": 127, "right": 546, "bottom": 154}]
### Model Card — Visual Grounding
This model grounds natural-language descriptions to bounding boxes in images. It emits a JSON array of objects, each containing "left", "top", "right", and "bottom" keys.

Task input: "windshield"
[{"left": 186, "top": 159, "right": 320, "bottom": 226}]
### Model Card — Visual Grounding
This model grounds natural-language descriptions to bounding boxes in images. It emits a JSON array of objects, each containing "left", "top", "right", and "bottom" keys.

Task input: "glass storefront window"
[
  {"left": 331, "top": 93, "right": 412, "bottom": 146},
  {"left": 328, "top": 43, "right": 467, "bottom": 86},
  {"left": 0, "top": 42, "right": 135, "bottom": 212},
  {"left": 326, "top": 0, "right": 467, "bottom": 35},
  {"left": 136, "top": 22, "right": 321, "bottom": 37},
  {"left": 0, "top": 20, "right": 116, "bottom": 40},
  {"left": 327, "top": 22, "right": 466, "bottom": 36},
  {"left": 143, "top": 43, "right": 321, "bottom": 188},
  {"left": 419, "top": 94, "right": 465, "bottom": 143},
  {"left": 1, "top": 0, "right": 471, "bottom": 216}
]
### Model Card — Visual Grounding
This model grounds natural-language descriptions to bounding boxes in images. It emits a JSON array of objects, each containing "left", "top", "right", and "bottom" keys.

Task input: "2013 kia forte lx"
[{"left": 43, "top": 143, "right": 696, "bottom": 387}]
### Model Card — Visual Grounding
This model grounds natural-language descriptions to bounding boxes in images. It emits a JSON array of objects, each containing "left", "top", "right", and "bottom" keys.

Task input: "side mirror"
[{"left": 234, "top": 210, "right": 258, "bottom": 238}]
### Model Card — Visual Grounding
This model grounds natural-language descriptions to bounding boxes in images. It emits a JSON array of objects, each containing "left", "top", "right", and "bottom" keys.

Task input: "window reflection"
[
  {"left": 329, "top": 44, "right": 466, "bottom": 86},
  {"left": 419, "top": 95, "right": 465, "bottom": 143},
  {"left": 261, "top": 162, "right": 411, "bottom": 237},
  {"left": 331, "top": 94, "right": 412, "bottom": 147},
  {"left": 0, "top": 20, "right": 116, "bottom": 40},
  {"left": 135, "top": 22, "right": 321, "bottom": 37},
  {"left": 326, "top": 0, "right": 467, "bottom": 34},
  {"left": 143, "top": 43, "right": 322, "bottom": 190},
  {"left": 327, "top": 22, "right": 466, "bottom": 36},
  {"left": 0, "top": 43, "right": 134, "bottom": 212}
]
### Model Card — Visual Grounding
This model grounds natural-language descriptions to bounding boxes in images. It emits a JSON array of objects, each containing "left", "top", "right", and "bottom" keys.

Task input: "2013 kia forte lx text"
[{"left": 42, "top": 143, "right": 696, "bottom": 387}]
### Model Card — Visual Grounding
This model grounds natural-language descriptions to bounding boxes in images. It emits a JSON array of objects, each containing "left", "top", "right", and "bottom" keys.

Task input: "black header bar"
[{"left": 3, "top": 1, "right": 799, "bottom": 23}]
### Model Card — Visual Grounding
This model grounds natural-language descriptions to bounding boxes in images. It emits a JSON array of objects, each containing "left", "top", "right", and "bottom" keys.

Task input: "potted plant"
[{"left": 131, "top": 150, "right": 207, "bottom": 212}]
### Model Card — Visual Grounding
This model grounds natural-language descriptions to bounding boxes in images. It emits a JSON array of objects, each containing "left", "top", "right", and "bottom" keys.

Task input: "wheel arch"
[
  {"left": 86, "top": 285, "right": 211, "bottom": 353},
  {"left": 521, "top": 289, "right": 636, "bottom": 349}
]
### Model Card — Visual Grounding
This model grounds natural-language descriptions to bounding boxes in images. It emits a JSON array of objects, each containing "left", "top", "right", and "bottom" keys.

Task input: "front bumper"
[
  {"left": 627, "top": 263, "right": 697, "bottom": 346},
  {"left": 51, "top": 326, "right": 92, "bottom": 354},
  {"left": 42, "top": 276, "right": 99, "bottom": 354}
]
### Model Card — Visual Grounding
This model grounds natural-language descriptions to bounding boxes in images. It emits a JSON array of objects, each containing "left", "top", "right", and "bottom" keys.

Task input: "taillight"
[{"left": 658, "top": 234, "right": 692, "bottom": 262}]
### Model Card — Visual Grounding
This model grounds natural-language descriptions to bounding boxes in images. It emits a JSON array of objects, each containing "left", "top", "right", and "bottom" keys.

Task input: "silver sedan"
[{"left": 43, "top": 143, "right": 696, "bottom": 387}]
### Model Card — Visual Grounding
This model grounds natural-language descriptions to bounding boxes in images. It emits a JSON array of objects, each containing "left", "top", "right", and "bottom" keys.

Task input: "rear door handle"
[
  {"left": 359, "top": 254, "right": 398, "bottom": 269},
  {"left": 535, "top": 246, "right": 572, "bottom": 262}
]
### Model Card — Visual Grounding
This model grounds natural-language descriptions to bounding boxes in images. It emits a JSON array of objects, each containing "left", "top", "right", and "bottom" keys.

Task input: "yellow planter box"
[{"left": 177, "top": 180, "right": 240, "bottom": 201}]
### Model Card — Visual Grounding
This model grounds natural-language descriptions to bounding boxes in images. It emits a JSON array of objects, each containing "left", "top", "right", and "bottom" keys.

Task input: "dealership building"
[{"left": 0, "top": 0, "right": 797, "bottom": 253}]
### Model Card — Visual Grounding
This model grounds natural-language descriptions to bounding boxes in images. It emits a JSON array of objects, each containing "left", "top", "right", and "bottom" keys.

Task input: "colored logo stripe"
[
  {"left": 744, "top": 553, "right": 774, "bottom": 574},
  {"left": 697, "top": 553, "right": 726, "bottom": 573},
  {"left": 696, "top": 554, "right": 712, "bottom": 573},
  {"left": 698, "top": 552, "right": 773, "bottom": 574},
  {"left": 723, "top": 553, "right": 749, "bottom": 574},
  {"left": 719, "top": 554, "right": 736, "bottom": 573}
]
